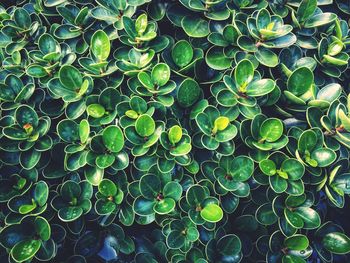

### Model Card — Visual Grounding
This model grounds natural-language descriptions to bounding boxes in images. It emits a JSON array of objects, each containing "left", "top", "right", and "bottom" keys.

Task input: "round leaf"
[
  {"left": 135, "top": 115, "right": 155, "bottom": 137},
  {"left": 102, "top": 126, "right": 124, "bottom": 153},
  {"left": 287, "top": 67, "right": 313, "bottom": 96},
  {"left": 151, "top": 63, "right": 170, "bottom": 86},
  {"left": 172, "top": 40, "right": 193, "bottom": 68},
  {"left": 200, "top": 203, "right": 223, "bottom": 223},
  {"left": 259, "top": 118, "right": 283, "bottom": 142},
  {"left": 177, "top": 78, "right": 201, "bottom": 107},
  {"left": 98, "top": 179, "right": 117, "bottom": 197}
]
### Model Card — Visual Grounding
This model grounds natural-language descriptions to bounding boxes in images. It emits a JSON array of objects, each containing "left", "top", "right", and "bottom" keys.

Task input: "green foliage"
[{"left": 0, "top": 0, "right": 350, "bottom": 262}]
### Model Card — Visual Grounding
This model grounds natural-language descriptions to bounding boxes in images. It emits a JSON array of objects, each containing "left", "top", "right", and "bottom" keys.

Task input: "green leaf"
[
  {"left": 205, "top": 46, "right": 232, "bottom": 70},
  {"left": 168, "top": 125, "right": 182, "bottom": 144},
  {"left": 172, "top": 40, "right": 193, "bottom": 68},
  {"left": 14, "top": 8, "right": 31, "bottom": 29},
  {"left": 61, "top": 180, "right": 81, "bottom": 199},
  {"left": 138, "top": 72, "right": 153, "bottom": 89},
  {"left": 11, "top": 239, "right": 41, "bottom": 263},
  {"left": 26, "top": 65, "right": 48, "bottom": 78},
  {"left": 34, "top": 217, "right": 51, "bottom": 241},
  {"left": 304, "top": 13, "right": 337, "bottom": 28},
  {"left": 125, "top": 110, "right": 139, "bottom": 119},
  {"left": 287, "top": 67, "right": 313, "bottom": 96},
  {"left": 294, "top": 207, "right": 321, "bottom": 229},
  {"left": 163, "top": 182, "right": 182, "bottom": 200},
  {"left": 259, "top": 159, "right": 276, "bottom": 176},
  {"left": 98, "top": 179, "right": 117, "bottom": 197},
  {"left": 19, "top": 201, "right": 37, "bottom": 214},
  {"left": 235, "top": 59, "right": 254, "bottom": 90},
  {"left": 135, "top": 115, "right": 156, "bottom": 138},
  {"left": 167, "top": 230, "right": 186, "bottom": 249},
  {"left": 256, "top": 203, "right": 277, "bottom": 225},
  {"left": 284, "top": 235, "right": 309, "bottom": 250},
  {"left": 133, "top": 197, "right": 155, "bottom": 216},
  {"left": 15, "top": 105, "right": 39, "bottom": 128},
  {"left": 281, "top": 159, "right": 304, "bottom": 180},
  {"left": 310, "top": 148, "right": 336, "bottom": 167},
  {"left": 122, "top": 16, "right": 136, "bottom": 38},
  {"left": 135, "top": 13, "right": 147, "bottom": 33},
  {"left": 213, "top": 117, "right": 229, "bottom": 133},
  {"left": 140, "top": 174, "right": 161, "bottom": 199},
  {"left": 259, "top": 118, "right": 283, "bottom": 142},
  {"left": 297, "top": 0, "right": 317, "bottom": 22},
  {"left": 170, "top": 143, "right": 192, "bottom": 156},
  {"left": 79, "top": 119, "right": 89, "bottom": 144},
  {"left": 91, "top": 30, "right": 110, "bottom": 62},
  {"left": 246, "top": 79, "right": 275, "bottom": 97},
  {"left": 151, "top": 63, "right": 170, "bottom": 86},
  {"left": 322, "top": 232, "right": 350, "bottom": 254},
  {"left": 57, "top": 119, "right": 79, "bottom": 143},
  {"left": 130, "top": 96, "right": 147, "bottom": 114},
  {"left": 102, "top": 126, "right": 124, "bottom": 153},
  {"left": 186, "top": 185, "right": 207, "bottom": 206},
  {"left": 181, "top": 16, "right": 209, "bottom": 38},
  {"left": 217, "top": 234, "right": 241, "bottom": 256},
  {"left": 59, "top": 65, "right": 83, "bottom": 90},
  {"left": 256, "top": 9, "right": 271, "bottom": 30},
  {"left": 200, "top": 203, "right": 223, "bottom": 223},
  {"left": 255, "top": 48, "right": 278, "bottom": 67},
  {"left": 33, "top": 181, "right": 49, "bottom": 207},
  {"left": 270, "top": 175, "right": 288, "bottom": 193},
  {"left": 87, "top": 104, "right": 105, "bottom": 118},
  {"left": 285, "top": 209, "right": 304, "bottom": 228},
  {"left": 177, "top": 78, "right": 201, "bottom": 107},
  {"left": 95, "top": 199, "right": 116, "bottom": 215},
  {"left": 84, "top": 166, "right": 103, "bottom": 186},
  {"left": 230, "top": 156, "right": 254, "bottom": 181},
  {"left": 298, "top": 130, "right": 317, "bottom": 153},
  {"left": 58, "top": 206, "right": 83, "bottom": 222},
  {"left": 39, "top": 33, "right": 57, "bottom": 55},
  {"left": 154, "top": 198, "right": 175, "bottom": 214}
]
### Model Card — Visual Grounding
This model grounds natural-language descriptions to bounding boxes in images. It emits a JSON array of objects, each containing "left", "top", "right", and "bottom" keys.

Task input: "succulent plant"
[{"left": 0, "top": 0, "right": 350, "bottom": 262}]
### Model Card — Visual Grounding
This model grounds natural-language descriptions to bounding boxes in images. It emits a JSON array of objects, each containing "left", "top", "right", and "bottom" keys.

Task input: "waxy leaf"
[
  {"left": 135, "top": 115, "right": 155, "bottom": 137},
  {"left": 322, "top": 232, "right": 350, "bottom": 254},
  {"left": 200, "top": 203, "right": 223, "bottom": 223},
  {"left": 102, "top": 126, "right": 124, "bottom": 153}
]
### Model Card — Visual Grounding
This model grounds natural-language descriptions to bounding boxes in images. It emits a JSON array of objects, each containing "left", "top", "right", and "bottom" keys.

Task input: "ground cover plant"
[{"left": 0, "top": 0, "right": 350, "bottom": 262}]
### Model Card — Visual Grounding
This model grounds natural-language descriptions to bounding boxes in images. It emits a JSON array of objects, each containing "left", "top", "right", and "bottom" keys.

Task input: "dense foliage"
[{"left": 1, "top": 0, "right": 350, "bottom": 262}]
